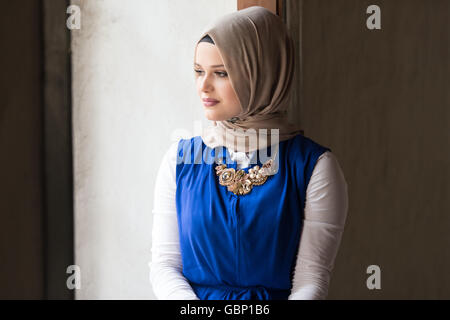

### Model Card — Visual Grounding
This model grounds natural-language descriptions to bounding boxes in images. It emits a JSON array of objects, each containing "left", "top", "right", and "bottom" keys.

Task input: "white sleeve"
[
  {"left": 288, "top": 151, "right": 349, "bottom": 300},
  {"left": 148, "top": 140, "right": 200, "bottom": 300}
]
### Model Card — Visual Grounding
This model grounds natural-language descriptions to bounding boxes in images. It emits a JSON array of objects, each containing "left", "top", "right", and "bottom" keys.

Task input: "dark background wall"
[
  {"left": 0, "top": 0, "right": 73, "bottom": 299},
  {"left": 287, "top": 0, "right": 449, "bottom": 299},
  {"left": 0, "top": 1, "right": 45, "bottom": 299}
]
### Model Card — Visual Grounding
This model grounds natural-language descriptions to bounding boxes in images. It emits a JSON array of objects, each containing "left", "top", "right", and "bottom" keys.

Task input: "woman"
[{"left": 149, "top": 6, "right": 348, "bottom": 300}]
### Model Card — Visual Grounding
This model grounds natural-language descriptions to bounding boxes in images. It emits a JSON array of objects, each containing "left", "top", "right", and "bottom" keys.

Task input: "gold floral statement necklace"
[{"left": 215, "top": 158, "right": 275, "bottom": 196}]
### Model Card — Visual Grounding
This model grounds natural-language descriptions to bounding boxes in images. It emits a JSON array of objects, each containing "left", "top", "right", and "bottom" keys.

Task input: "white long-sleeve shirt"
[{"left": 149, "top": 139, "right": 348, "bottom": 300}]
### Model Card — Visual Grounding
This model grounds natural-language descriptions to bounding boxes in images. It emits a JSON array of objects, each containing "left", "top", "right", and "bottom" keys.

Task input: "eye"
[
  {"left": 194, "top": 69, "right": 228, "bottom": 78},
  {"left": 216, "top": 71, "right": 228, "bottom": 78}
]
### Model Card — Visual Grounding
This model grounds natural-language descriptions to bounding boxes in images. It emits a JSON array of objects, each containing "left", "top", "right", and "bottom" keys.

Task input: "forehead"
[{"left": 195, "top": 42, "right": 224, "bottom": 66}]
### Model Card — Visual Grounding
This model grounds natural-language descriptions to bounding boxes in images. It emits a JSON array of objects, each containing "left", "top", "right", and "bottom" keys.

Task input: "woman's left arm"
[{"left": 288, "top": 151, "right": 349, "bottom": 300}]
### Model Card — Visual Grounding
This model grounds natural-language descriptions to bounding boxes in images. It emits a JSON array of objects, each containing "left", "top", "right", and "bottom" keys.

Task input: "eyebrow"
[{"left": 194, "top": 63, "right": 224, "bottom": 68}]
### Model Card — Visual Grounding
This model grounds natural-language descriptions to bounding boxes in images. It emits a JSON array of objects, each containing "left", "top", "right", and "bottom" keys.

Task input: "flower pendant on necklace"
[{"left": 215, "top": 159, "right": 275, "bottom": 195}]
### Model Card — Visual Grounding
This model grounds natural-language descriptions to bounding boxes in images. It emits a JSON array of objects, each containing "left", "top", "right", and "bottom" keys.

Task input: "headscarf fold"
[{"left": 195, "top": 6, "right": 303, "bottom": 153}]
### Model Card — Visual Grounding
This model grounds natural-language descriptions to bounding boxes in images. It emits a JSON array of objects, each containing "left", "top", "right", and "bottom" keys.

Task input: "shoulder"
[
  {"left": 306, "top": 150, "right": 348, "bottom": 226},
  {"left": 167, "top": 139, "right": 180, "bottom": 162},
  {"left": 156, "top": 139, "right": 183, "bottom": 175},
  {"left": 312, "top": 151, "right": 347, "bottom": 185},
  {"left": 158, "top": 140, "right": 180, "bottom": 170}
]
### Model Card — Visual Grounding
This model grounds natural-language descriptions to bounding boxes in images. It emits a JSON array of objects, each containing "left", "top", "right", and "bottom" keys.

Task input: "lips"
[{"left": 202, "top": 98, "right": 219, "bottom": 107}]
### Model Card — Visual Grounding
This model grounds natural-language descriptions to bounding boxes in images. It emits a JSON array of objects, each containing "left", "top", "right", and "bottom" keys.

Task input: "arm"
[
  {"left": 148, "top": 140, "right": 200, "bottom": 300},
  {"left": 288, "top": 151, "right": 349, "bottom": 300}
]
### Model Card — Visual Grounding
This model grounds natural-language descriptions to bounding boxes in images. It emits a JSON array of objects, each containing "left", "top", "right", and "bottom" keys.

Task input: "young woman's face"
[{"left": 194, "top": 42, "right": 242, "bottom": 121}]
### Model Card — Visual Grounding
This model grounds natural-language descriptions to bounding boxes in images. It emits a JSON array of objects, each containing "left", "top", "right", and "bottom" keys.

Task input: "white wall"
[{"left": 71, "top": 0, "right": 237, "bottom": 299}]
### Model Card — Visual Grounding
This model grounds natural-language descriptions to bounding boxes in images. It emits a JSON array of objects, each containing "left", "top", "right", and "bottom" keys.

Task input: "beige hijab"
[{"left": 196, "top": 6, "right": 303, "bottom": 153}]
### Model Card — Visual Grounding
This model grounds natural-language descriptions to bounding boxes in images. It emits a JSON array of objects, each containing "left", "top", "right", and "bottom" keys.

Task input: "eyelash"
[{"left": 194, "top": 70, "right": 228, "bottom": 78}]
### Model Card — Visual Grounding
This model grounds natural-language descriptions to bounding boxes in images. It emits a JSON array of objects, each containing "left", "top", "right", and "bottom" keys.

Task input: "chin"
[{"left": 204, "top": 111, "right": 226, "bottom": 122}]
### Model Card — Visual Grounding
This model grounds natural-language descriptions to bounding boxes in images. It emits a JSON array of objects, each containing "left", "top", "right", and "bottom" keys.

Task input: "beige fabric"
[{"left": 196, "top": 6, "right": 303, "bottom": 153}]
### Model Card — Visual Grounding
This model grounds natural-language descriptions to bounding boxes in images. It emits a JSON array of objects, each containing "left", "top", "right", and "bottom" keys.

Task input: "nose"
[{"left": 199, "top": 73, "right": 214, "bottom": 92}]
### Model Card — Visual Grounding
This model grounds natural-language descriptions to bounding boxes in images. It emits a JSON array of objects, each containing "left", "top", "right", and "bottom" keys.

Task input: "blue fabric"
[{"left": 175, "top": 133, "right": 331, "bottom": 300}]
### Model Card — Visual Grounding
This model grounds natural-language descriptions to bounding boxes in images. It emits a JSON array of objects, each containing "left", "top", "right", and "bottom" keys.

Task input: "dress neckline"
[{"left": 197, "top": 132, "right": 302, "bottom": 170}]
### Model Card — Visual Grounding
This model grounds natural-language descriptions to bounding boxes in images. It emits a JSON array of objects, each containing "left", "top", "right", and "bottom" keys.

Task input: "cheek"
[
  {"left": 226, "top": 88, "right": 241, "bottom": 112},
  {"left": 222, "top": 82, "right": 239, "bottom": 103}
]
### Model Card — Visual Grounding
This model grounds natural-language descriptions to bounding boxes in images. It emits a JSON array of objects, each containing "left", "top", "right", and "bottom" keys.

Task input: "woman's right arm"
[{"left": 148, "top": 140, "right": 200, "bottom": 300}]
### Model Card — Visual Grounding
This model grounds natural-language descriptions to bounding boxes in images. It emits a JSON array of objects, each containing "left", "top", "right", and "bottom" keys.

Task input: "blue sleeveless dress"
[{"left": 175, "top": 133, "right": 331, "bottom": 300}]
